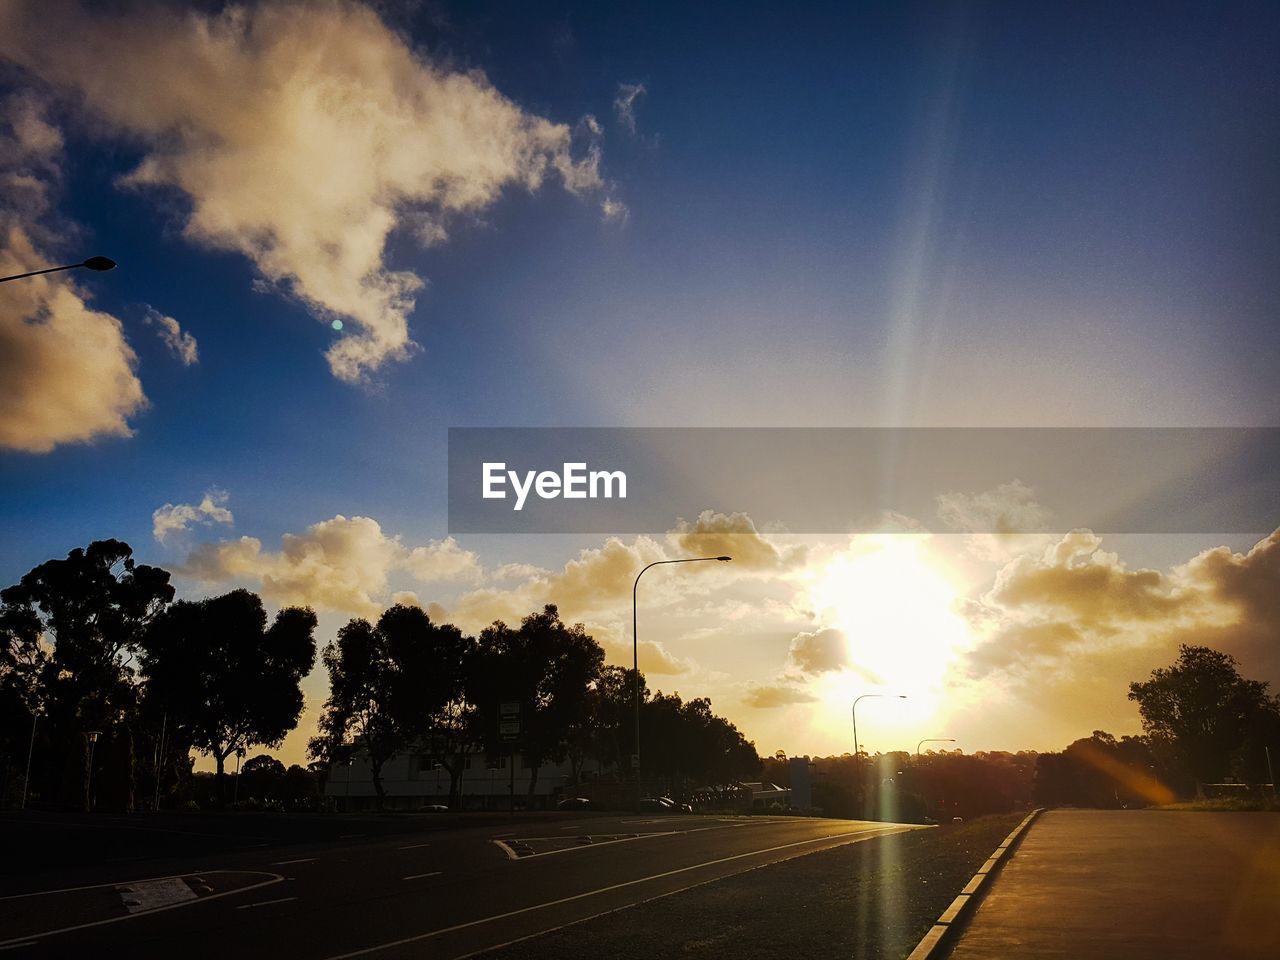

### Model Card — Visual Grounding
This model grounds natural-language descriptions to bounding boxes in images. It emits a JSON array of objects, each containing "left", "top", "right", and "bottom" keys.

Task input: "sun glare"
[{"left": 807, "top": 536, "right": 971, "bottom": 722}]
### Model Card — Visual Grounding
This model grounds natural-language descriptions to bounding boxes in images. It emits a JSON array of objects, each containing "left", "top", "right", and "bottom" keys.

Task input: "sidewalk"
[{"left": 948, "top": 809, "right": 1280, "bottom": 960}]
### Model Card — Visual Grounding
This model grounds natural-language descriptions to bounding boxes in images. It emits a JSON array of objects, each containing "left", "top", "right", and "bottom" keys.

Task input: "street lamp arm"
[
  {"left": 916, "top": 737, "right": 957, "bottom": 756},
  {"left": 632, "top": 555, "right": 731, "bottom": 811},
  {"left": 0, "top": 257, "right": 117, "bottom": 284}
]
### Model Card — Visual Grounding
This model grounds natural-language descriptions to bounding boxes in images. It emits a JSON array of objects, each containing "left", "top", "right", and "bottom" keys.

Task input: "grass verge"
[
  {"left": 485, "top": 813, "right": 1022, "bottom": 960},
  {"left": 1156, "top": 798, "right": 1279, "bottom": 812}
]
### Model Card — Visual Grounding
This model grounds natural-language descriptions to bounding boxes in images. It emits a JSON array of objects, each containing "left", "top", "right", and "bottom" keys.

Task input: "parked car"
[
  {"left": 557, "top": 797, "right": 595, "bottom": 810},
  {"left": 420, "top": 804, "right": 449, "bottom": 813}
]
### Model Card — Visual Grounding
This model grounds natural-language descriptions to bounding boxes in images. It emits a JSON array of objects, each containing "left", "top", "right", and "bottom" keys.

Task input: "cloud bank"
[
  {"left": 153, "top": 490, "right": 234, "bottom": 543},
  {"left": 1, "top": 0, "right": 609, "bottom": 382},
  {"left": 0, "top": 94, "right": 146, "bottom": 453}
]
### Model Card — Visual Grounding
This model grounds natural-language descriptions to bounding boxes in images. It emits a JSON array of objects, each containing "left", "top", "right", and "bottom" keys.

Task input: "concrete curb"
[{"left": 904, "top": 808, "right": 1044, "bottom": 960}]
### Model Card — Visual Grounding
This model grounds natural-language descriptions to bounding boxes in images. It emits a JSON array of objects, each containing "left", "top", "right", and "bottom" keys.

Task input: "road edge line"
[{"left": 904, "top": 809, "right": 1044, "bottom": 960}]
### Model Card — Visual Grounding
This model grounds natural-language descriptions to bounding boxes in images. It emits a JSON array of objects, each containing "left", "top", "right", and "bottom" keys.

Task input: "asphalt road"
[
  {"left": 949, "top": 809, "right": 1280, "bottom": 960},
  {"left": 0, "top": 810, "right": 923, "bottom": 958}
]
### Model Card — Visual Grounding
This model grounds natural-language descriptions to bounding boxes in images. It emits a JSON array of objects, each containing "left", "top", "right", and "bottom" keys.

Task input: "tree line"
[
  {"left": 0, "top": 539, "right": 761, "bottom": 812},
  {"left": 765, "top": 645, "right": 1280, "bottom": 821}
]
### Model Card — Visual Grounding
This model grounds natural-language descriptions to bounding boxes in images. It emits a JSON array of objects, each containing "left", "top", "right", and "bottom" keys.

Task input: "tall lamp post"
[
  {"left": 633, "top": 556, "right": 732, "bottom": 811},
  {"left": 916, "top": 738, "right": 956, "bottom": 756},
  {"left": 84, "top": 731, "right": 102, "bottom": 813},
  {"left": 21, "top": 708, "right": 41, "bottom": 811},
  {"left": 852, "top": 694, "right": 906, "bottom": 798},
  {"left": 0, "top": 256, "right": 117, "bottom": 283},
  {"left": 851, "top": 694, "right": 907, "bottom": 761}
]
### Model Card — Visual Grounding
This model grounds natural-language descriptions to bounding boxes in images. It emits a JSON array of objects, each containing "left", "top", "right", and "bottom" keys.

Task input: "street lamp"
[
  {"left": 851, "top": 694, "right": 907, "bottom": 761},
  {"left": 633, "top": 556, "right": 732, "bottom": 811},
  {"left": 0, "top": 256, "right": 117, "bottom": 284},
  {"left": 851, "top": 694, "right": 906, "bottom": 798},
  {"left": 917, "top": 738, "right": 956, "bottom": 756},
  {"left": 84, "top": 730, "right": 102, "bottom": 813},
  {"left": 21, "top": 707, "right": 41, "bottom": 811},
  {"left": 233, "top": 747, "right": 245, "bottom": 805}
]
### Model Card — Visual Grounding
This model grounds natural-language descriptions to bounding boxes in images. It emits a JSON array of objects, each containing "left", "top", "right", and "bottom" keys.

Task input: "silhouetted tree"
[
  {"left": 1129, "top": 645, "right": 1280, "bottom": 787},
  {"left": 641, "top": 691, "right": 761, "bottom": 791},
  {"left": 141, "top": 590, "right": 316, "bottom": 801},
  {"left": 1, "top": 601, "right": 45, "bottom": 803},
  {"left": 312, "top": 605, "right": 464, "bottom": 807},
  {"left": 588, "top": 665, "right": 646, "bottom": 777},
  {"left": 470, "top": 605, "right": 604, "bottom": 796},
  {"left": 1, "top": 540, "right": 173, "bottom": 811},
  {"left": 378, "top": 605, "right": 472, "bottom": 807},
  {"left": 239, "top": 754, "right": 286, "bottom": 802}
]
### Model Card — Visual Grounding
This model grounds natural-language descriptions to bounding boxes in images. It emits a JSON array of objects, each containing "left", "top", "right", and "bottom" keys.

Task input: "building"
[{"left": 325, "top": 749, "right": 616, "bottom": 811}]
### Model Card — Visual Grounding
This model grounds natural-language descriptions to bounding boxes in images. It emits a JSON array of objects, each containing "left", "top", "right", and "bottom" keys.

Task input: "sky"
[{"left": 1, "top": 0, "right": 1277, "bottom": 769}]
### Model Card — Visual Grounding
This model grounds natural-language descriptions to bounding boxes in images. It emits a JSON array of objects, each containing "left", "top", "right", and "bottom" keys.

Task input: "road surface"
[{"left": 0, "top": 810, "right": 922, "bottom": 958}]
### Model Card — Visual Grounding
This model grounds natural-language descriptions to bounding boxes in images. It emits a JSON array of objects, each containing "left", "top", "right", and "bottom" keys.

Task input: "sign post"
[{"left": 500, "top": 702, "right": 521, "bottom": 812}]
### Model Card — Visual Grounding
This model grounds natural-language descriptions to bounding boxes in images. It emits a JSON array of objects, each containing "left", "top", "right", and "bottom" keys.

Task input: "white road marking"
[
  {"left": 493, "top": 839, "right": 520, "bottom": 861},
  {"left": 328, "top": 825, "right": 916, "bottom": 959},
  {"left": 271, "top": 857, "right": 318, "bottom": 865},
  {"left": 236, "top": 896, "right": 298, "bottom": 910},
  {"left": 402, "top": 872, "right": 443, "bottom": 881},
  {"left": 0, "top": 871, "right": 285, "bottom": 949},
  {"left": 398, "top": 842, "right": 432, "bottom": 850},
  {"left": 494, "top": 832, "right": 679, "bottom": 861},
  {"left": 0, "top": 943, "right": 38, "bottom": 951},
  {"left": 491, "top": 832, "right": 516, "bottom": 839},
  {"left": 117, "top": 878, "right": 197, "bottom": 914}
]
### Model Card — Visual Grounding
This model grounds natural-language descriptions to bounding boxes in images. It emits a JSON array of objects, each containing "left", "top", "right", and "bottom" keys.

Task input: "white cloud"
[
  {"left": 961, "top": 528, "right": 1280, "bottom": 734},
  {"left": 937, "top": 480, "right": 1055, "bottom": 561},
  {"left": 0, "top": 93, "right": 147, "bottom": 454},
  {"left": 743, "top": 683, "right": 817, "bottom": 708},
  {"left": 144, "top": 307, "right": 198, "bottom": 365},
  {"left": 1, "top": 0, "right": 610, "bottom": 383},
  {"left": 787, "top": 626, "right": 847, "bottom": 674},
  {"left": 153, "top": 489, "right": 234, "bottom": 543},
  {"left": 404, "top": 538, "right": 483, "bottom": 584},
  {"left": 0, "top": 231, "right": 145, "bottom": 453},
  {"left": 601, "top": 196, "right": 629, "bottom": 223},
  {"left": 182, "top": 515, "right": 482, "bottom": 616},
  {"left": 613, "top": 82, "right": 646, "bottom": 134}
]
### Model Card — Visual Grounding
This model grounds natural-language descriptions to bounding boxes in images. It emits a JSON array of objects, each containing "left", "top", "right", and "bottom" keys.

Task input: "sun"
[{"left": 806, "top": 535, "right": 971, "bottom": 709}]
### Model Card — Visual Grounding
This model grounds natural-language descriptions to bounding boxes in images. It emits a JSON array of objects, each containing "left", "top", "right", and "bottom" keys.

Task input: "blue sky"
[{"left": 2, "top": 1, "right": 1277, "bottom": 760}]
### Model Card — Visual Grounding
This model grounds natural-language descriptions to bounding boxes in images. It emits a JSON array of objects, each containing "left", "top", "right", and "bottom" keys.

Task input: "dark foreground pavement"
[
  {"left": 948, "top": 809, "right": 1280, "bottom": 960},
  {"left": 0, "top": 810, "right": 923, "bottom": 958}
]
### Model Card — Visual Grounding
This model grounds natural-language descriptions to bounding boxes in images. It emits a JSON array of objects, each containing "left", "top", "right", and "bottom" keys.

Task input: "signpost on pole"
[{"left": 499, "top": 702, "right": 521, "bottom": 812}]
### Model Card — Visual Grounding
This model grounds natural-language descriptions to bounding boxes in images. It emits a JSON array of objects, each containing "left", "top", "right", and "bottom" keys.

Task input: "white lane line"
[
  {"left": 491, "top": 832, "right": 516, "bottom": 839},
  {"left": 0, "top": 871, "right": 285, "bottom": 949},
  {"left": 500, "top": 832, "right": 679, "bottom": 861},
  {"left": 402, "top": 872, "right": 443, "bottom": 881},
  {"left": 272, "top": 857, "right": 318, "bottom": 865},
  {"left": 236, "top": 896, "right": 298, "bottom": 910},
  {"left": 398, "top": 842, "right": 432, "bottom": 850},
  {"left": 0, "top": 943, "right": 38, "bottom": 952},
  {"left": 325, "top": 825, "right": 918, "bottom": 959}
]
